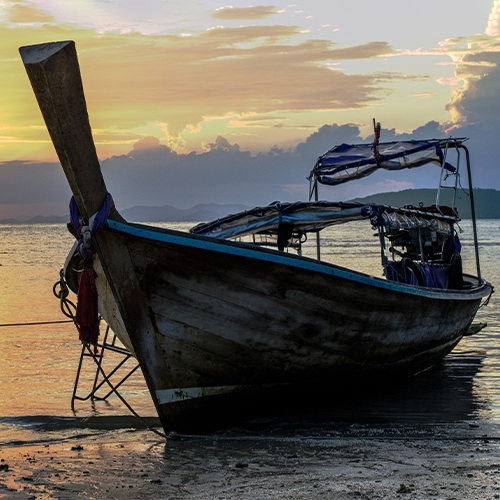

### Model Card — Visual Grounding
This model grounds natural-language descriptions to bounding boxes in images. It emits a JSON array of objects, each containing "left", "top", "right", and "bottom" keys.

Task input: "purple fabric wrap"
[{"left": 69, "top": 193, "right": 114, "bottom": 258}]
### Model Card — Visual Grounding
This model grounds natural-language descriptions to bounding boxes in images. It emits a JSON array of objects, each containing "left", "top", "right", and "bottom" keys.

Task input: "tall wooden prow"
[
  {"left": 19, "top": 41, "right": 123, "bottom": 225},
  {"left": 20, "top": 40, "right": 172, "bottom": 434}
]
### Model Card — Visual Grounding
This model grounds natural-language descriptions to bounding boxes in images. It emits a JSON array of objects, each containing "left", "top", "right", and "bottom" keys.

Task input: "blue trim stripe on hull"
[{"left": 106, "top": 220, "right": 487, "bottom": 301}]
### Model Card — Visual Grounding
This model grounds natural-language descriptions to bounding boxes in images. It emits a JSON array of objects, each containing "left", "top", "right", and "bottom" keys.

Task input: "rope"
[
  {"left": 53, "top": 268, "right": 77, "bottom": 319},
  {"left": 0, "top": 271, "right": 76, "bottom": 327},
  {"left": 70, "top": 193, "right": 114, "bottom": 259},
  {"left": 2, "top": 268, "right": 164, "bottom": 438},
  {"left": 480, "top": 287, "right": 494, "bottom": 308},
  {"left": 0, "top": 319, "right": 73, "bottom": 327}
]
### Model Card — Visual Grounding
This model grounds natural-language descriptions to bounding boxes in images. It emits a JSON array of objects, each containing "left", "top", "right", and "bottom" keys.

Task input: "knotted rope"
[
  {"left": 69, "top": 194, "right": 114, "bottom": 353},
  {"left": 70, "top": 193, "right": 114, "bottom": 259},
  {"left": 52, "top": 270, "right": 166, "bottom": 439}
]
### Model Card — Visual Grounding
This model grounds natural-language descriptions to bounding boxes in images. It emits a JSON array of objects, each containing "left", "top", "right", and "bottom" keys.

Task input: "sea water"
[{"left": 0, "top": 220, "right": 498, "bottom": 445}]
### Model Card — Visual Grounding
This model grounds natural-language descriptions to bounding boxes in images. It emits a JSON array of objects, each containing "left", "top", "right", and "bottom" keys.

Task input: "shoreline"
[{"left": 1, "top": 425, "right": 500, "bottom": 499}]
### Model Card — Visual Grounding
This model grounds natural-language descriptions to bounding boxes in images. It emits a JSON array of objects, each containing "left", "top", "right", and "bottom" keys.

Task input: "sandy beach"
[{"left": 1, "top": 423, "right": 500, "bottom": 500}]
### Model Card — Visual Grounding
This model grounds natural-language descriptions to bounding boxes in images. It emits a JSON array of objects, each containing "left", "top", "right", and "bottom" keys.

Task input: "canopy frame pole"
[
  {"left": 436, "top": 140, "right": 460, "bottom": 218},
  {"left": 314, "top": 179, "right": 321, "bottom": 260},
  {"left": 461, "top": 144, "right": 481, "bottom": 280},
  {"left": 378, "top": 225, "right": 388, "bottom": 267},
  {"left": 436, "top": 140, "right": 450, "bottom": 215},
  {"left": 450, "top": 145, "right": 460, "bottom": 214}
]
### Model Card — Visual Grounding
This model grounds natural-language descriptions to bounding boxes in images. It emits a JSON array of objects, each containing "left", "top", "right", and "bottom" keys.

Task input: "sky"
[{"left": 0, "top": 0, "right": 500, "bottom": 218}]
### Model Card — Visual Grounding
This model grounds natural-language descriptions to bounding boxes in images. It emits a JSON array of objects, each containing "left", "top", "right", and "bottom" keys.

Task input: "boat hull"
[
  {"left": 87, "top": 220, "right": 490, "bottom": 432},
  {"left": 20, "top": 40, "right": 491, "bottom": 434}
]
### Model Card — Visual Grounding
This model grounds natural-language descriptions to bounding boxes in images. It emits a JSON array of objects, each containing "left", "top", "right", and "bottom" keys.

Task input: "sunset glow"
[{"left": 0, "top": 1, "right": 499, "bottom": 218}]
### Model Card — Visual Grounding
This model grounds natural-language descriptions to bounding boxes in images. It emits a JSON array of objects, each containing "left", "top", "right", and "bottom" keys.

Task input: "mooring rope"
[
  {"left": 0, "top": 270, "right": 77, "bottom": 327},
  {"left": 2, "top": 269, "right": 166, "bottom": 439},
  {"left": 0, "top": 319, "right": 73, "bottom": 327}
]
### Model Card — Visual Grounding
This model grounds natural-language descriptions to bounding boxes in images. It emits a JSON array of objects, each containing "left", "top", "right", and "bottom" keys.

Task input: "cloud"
[
  {"left": 133, "top": 136, "right": 161, "bottom": 151},
  {"left": 212, "top": 6, "right": 282, "bottom": 20},
  {"left": 0, "top": 125, "right": 357, "bottom": 216},
  {"left": 203, "top": 136, "right": 241, "bottom": 152},
  {"left": 445, "top": 51, "right": 500, "bottom": 127},
  {"left": 3, "top": 15, "right": 398, "bottom": 153},
  {"left": 440, "top": 47, "right": 500, "bottom": 188},
  {"left": 0, "top": 160, "right": 71, "bottom": 206},
  {"left": 294, "top": 123, "right": 364, "bottom": 159},
  {"left": 319, "top": 41, "right": 394, "bottom": 61},
  {"left": 6, "top": 1, "right": 492, "bottom": 192},
  {"left": 4, "top": 0, "right": 56, "bottom": 23},
  {"left": 3, "top": 120, "right": 486, "bottom": 220},
  {"left": 422, "top": 4, "right": 500, "bottom": 136},
  {"left": 487, "top": 0, "right": 500, "bottom": 36}
]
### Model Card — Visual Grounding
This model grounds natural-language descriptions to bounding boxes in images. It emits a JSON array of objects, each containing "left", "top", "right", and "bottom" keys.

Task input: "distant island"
[
  {"left": 0, "top": 203, "right": 250, "bottom": 225},
  {"left": 1, "top": 189, "right": 499, "bottom": 224},
  {"left": 352, "top": 188, "right": 500, "bottom": 219}
]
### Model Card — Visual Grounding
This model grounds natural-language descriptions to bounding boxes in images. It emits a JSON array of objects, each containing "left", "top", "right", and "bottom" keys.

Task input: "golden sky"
[
  {"left": 1, "top": 1, "right": 500, "bottom": 217},
  {"left": 0, "top": 0, "right": 497, "bottom": 161}
]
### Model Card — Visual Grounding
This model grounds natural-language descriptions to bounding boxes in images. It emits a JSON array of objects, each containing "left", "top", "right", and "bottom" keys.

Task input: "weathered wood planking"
[{"left": 105, "top": 224, "right": 483, "bottom": 384}]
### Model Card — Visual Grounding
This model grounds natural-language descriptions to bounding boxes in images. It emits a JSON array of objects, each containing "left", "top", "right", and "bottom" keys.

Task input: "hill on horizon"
[
  {"left": 351, "top": 188, "right": 500, "bottom": 219},
  {"left": 0, "top": 203, "right": 250, "bottom": 225},
  {"left": 1, "top": 189, "right": 499, "bottom": 224}
]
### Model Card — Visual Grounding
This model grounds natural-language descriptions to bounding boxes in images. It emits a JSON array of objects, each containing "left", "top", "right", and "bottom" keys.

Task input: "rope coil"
[{"left": 53, "top": 269, "right": 77, "bottom": 320}]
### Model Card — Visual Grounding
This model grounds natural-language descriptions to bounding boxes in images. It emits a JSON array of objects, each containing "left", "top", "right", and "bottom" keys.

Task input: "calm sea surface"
[{"left": 0, "top": 220, "right": 498, "bottom": 444}]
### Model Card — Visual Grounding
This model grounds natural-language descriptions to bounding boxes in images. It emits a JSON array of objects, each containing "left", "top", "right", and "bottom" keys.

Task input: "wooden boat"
[{"left": 20, "top": 41, "right": 492, "bottom": 433}]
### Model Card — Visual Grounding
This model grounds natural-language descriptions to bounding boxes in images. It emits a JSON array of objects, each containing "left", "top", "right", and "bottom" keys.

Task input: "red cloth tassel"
[{"left": 75, "top": 259, "right": 99, "bottom": 353}]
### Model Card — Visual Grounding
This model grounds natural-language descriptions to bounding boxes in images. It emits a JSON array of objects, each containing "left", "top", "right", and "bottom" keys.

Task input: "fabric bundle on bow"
[
  {"left": 69, "top": 193, "right": 114, "bottom": 353},
  {"left": 75, "top": 255, "right": 99, "bottom": 352}
]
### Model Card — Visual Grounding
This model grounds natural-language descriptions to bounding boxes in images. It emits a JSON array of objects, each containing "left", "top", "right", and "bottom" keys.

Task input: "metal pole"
[
  {"left": 314, "top": 179, "right": 321, "bottom": 260},
  {"left": 90, "top": 325, "right": 110, "bottom": 400},
  {"left": 462, "top": 144, "right": 481, "bottom": 280},
  {"left": 71, "top": 343, "right": 87, "bottom": 411}
]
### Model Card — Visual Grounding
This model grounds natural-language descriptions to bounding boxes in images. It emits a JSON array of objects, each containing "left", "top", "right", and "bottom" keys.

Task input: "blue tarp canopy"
[
  {"left": 311, "top": 139, "right": 460, "bottom": 186},
  {"left": 190, "top": 201, "right": 456, "bottom": 241},
  {"left": 190, "top": 201, "right": 370, "bottom": 240}
]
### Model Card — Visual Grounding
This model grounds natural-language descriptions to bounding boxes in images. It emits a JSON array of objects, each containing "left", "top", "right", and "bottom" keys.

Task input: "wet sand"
[
  {"left": 1, "top": 424, "right": 500, "bottom": 500},
  {"left": 1, "top": 342, "right": 498, "bottom": 499}
]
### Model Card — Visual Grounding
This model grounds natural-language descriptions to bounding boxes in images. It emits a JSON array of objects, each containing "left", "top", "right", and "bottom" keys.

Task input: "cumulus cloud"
[
  {"left": 4, "top": 0, "right": 56, "bottom": 23},
  {"left": 441, "top": 49, "right": 500, "bottom": 186},
  {"left": 418, "top": 3, "right": 500, "bottom": 134},
  {"left": 3, "top": 119, "right": 488, "bottom": 220},
  {"left": 133, "top": 136, "right": 161, "bottom": 151},
  {"left": 295, "top": 123, "right": 363, "bottom": 158},
  {"left": 486, "top": 0, "right": 500, "bottom": 36},
  {"left": 212, "top": 6, "right": 282, "bottom": 20},
  {"left": 203, "top": 136, "right": 241, "bottom": 152},
  {"left": 445, "top": 51, "right": 500, "bottom": 127}
]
